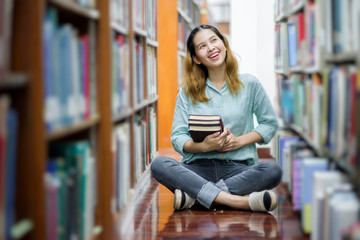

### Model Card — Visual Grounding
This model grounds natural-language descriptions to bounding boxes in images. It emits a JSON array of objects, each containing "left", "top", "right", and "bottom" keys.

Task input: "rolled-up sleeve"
[
  {"left": 170, "top": 89, "right": 193, "bottom": 156},
  {"left": 252, "top": 80, "right": 279, "bottom": 144}
]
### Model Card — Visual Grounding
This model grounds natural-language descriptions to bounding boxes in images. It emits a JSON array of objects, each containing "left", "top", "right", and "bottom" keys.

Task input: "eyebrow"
[{"left": 196, "top": 35, "right": 217, "bottom": 49}]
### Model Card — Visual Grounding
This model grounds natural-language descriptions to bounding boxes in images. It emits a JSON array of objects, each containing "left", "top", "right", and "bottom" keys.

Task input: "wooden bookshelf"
[
  {"left": 0, "top": 73, "right": 27, "bottom": 92},
  {"left": 274, "top": 0, "right": 360, "bottom": 236},
  {"left": 2, "top": 0, "right": 159, "bottom": 239}
]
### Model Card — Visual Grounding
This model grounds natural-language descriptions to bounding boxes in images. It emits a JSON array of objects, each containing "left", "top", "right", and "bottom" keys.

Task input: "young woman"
[{"left": 151, "top": 24, "right": 282, "bottom": 212}]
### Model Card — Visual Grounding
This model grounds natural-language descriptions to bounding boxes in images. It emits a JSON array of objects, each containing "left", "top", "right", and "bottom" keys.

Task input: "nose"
[{"left": 208, "top": 44, "right": 215, "bottom": 52}]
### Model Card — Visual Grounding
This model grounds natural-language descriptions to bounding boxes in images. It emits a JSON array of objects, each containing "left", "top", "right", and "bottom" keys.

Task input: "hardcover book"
[{"left": 188, "top": 114, "right": 224, "bottom": 142}]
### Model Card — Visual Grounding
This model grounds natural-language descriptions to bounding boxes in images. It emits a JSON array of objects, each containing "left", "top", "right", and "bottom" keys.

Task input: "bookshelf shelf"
[
  {"left": 322, "top": 147, "right": 356, "bottom": 178},
  {"left": 290, "top": 1, "right": 305, "bottom": 15},
  {"left": 0, "top": 73, "right": 27, "bottom": 91},
  {"left": 177, "top": 7, "right": 192, "bottom": 25},
  {"left": 178, "top": 50, "right": 186, "bottom": 58},
  {"left": 275, "top": 69, "right": 289, "bottom": 76},
  {"left": 133, "top": 27, "right": 147, "bottom": 37},
  {"left": 275, "top": 13, "right": 288, "bottom": 23},
  {"left": 111, "top": 21, "right": 128, "bottom": 35},
  {"left": 303, "top": 67, "right": 322, "bottom": 74},
  {"left": 324, "top": 53, "right": 357, "bottom": 63},
  {"left": 147, "top": 39, "right": 158, "bottom": 47},
  {"left": 48, "top": 0, "right": 100, "bottom": 19},
  {"left": 289, "top": 66, "right": 303, "bottom": 73},
  {"left": 134, "top": 96, "right": 159, "bottom": 112},
  {"left": 46, "top": 116, "right": 100, "bottom": 141},
  {"left": 290, "top": 124, "right": 323, "bottom": 156},
  {"left": 112, "top": 109, "right": 133, "bottom": 123}
]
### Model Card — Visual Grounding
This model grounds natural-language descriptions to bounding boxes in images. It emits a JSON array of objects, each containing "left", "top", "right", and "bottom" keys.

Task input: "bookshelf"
[
  {"left": 273, "top": 0, "right": 360, "bottom": 237},
  {"left": 1, "top": 0, "right": 158, "bottom": 239}
]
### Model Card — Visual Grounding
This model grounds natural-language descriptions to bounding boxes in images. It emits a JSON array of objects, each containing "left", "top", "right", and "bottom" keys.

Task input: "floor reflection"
[{"left": 156, "top": 207, "right": 279, "bottom": 239}]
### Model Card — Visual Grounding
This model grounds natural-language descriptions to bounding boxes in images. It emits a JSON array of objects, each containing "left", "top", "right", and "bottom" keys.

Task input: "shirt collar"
[{"left": 206, "top": 78, "right": 228, "bottom": 93}]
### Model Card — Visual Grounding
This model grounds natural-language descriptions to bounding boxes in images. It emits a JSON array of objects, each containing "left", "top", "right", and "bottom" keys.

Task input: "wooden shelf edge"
[
  {"left": 112, "top": 109, "right": 133, "bottom": 123},
  {"left": 111, "top": 21, "right": 129, "bottom": 35},
  {"left": 324, "top": 52, "right": 357, "bottom": 63},
  {"left": 133, "top": 27, "right": 147, "bottom": 37},
  {"left": 48, "top": 0, "right": 100, "bottom": 19},
  {"left": 177, "top": 50, "right": 186, "bottom": 57},
  {"left": 0, "top": 73, "right": 27, "bottom": 91},
  {"left": 290, "top": 124, "right": 355, "bottom": 177},
  {"left": 177, "top": 7, "right": 192, "bottom": 24},
  {"left": 46, "top": 116, "right": 100, "bottom": 141},
  {"left": 290, "top": 1, "right": 305, "bottom": 15},
  {"left": 147, "top": 39, "right": 158, "bottom": 47},
  {"left": 134, "top": 96, "right": 158, "bottom": 112}
]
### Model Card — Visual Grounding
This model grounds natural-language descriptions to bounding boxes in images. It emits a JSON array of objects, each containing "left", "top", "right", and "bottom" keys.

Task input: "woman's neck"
[{"left": 208, "top": 66, "right": 226, "bottom": 90}]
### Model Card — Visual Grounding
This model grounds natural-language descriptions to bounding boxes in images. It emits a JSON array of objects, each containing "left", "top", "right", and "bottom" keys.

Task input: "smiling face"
[{"left": 192, "top": 29, "right": 227, "bottom": 70}]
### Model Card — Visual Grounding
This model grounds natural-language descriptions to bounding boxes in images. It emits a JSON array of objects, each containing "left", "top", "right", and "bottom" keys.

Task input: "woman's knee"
[
  {"left": 264, "top": 161, "right": 283, "bottom": 183},
  {"left": 150, "top": 155, "right": 175, "bottom": 176}
]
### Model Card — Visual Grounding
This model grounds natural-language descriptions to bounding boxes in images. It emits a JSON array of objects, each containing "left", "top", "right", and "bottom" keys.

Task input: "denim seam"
[{"left": 196, "top": 182, "right": 222, "bottom": 209}]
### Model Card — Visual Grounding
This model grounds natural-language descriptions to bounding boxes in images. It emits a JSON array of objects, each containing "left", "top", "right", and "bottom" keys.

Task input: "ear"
[{"left": 192, "top": 55, "right": 201, "bottom": 65}]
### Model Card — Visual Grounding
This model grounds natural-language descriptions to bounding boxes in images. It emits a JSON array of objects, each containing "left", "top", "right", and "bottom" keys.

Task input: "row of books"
[
  {"left": 177, "top": 53, "right": 185, "bottom": 88},
  {"left": 133, "top": 38, "right": 145, "bottom": 105},
  {"left": 146, "top": 46, "right": 158, "bottom": 99},
  {"left": 145, "top": 0, "right": 157, "bottom": 41},
  {"left": 276, "top": 66, "right": 359, "bottom": 164},
  {"left": 73, "top": 0, "right": 96, "bottom": 8},
  {"left": 271, "top": 132, "right": 360, "bottom": 239},
  {"left": 46, "top": 140, "right": 96, "bottom": 240},
  {"left": 177, "top": 0, "right": 201, "bottom": 26},
  {"left": 111, "top": 106, "right": 157, "bottom": 199},
  {"left": 0, "top": 0, "right": 14, "bottom": 80},
  {"left": 274, "top": 2, "right": 320, "bottom": 74},
  {"left": 42, "top": 7, "right": 98, "bottom": 132},
  {"left": 112, "top": 34, "right": 130, "bottom": 116},
  {"left": 111, "top": 0, "right": 129, "bottom": 30},
  {"left": 134, "top": 107, "right": 158, "bottom": 184},
  {"left": 133, "top": 0, "right": 145, "bottom": 31},
  {"left": 0, "top": 95, "right": 18, "bottom": 240},
  {"left": 112, "top": 36, "right": 158, "bottom": 114},
  {"left": 111, "top": 122, "right": 131, "bottom": 212},
  {"left": 177, "top": 14, "right": 191, "bottom": 52},
  {"left": 275, "top": 0, "right": 360, "bottom": 74},
  {"left": 323, "top": 0, "right": 360, "bottom": 55}
]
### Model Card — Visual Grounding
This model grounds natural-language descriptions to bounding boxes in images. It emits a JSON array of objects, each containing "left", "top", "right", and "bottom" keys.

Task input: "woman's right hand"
[{"left": 202, "top": 127, "right": 229, "bottom": 152}]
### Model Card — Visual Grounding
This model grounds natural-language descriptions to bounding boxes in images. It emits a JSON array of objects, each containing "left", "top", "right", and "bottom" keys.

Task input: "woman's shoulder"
[
  {"left": 177, "top": 87, "right": 190, "bottom": 102},
  {"left": 239, "top": 73, "right": 259, "bottom": 84},
  {"left": 239, "top": 73, "right": 262, "bottom": 89}
]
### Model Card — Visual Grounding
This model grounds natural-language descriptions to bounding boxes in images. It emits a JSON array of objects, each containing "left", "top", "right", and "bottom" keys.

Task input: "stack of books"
[{"left": 188, "top": 114, "right": 224, "bottom": 142}]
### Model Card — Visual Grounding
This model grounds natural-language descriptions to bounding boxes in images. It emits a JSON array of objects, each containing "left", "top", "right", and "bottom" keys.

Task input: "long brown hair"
[{"left": 182, "top": 25, "right": 244, "bottom": 104}]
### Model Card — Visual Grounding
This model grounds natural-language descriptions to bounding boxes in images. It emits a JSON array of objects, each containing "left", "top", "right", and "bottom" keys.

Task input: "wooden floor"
[{"left": 113, "top": 148, "right": 310, "bottom": 239}]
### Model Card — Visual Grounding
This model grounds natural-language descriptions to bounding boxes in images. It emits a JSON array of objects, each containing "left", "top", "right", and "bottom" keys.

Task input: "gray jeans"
[{"left": 150, "top": 156, "right": 282, "bottom": 209}]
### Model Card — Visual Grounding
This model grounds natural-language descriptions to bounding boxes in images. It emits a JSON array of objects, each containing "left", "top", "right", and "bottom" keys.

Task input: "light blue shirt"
[{"left": 171, "top": 74, "right": 279, "bottom": 165}]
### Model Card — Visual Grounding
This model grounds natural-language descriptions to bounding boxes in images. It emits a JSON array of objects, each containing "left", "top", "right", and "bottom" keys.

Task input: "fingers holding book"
[{"left": 202, "top": 127, "right": 229, "bottom": 152}]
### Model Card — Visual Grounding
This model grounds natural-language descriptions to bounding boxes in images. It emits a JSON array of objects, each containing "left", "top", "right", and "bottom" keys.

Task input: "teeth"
[{"left": 210, "top": 53, "right": 219, "bottom": 58}]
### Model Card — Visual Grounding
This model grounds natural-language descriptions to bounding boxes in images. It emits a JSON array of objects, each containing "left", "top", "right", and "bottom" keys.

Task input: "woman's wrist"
[{"left": 236, "top": 136, "right": 244, "bottom": 149}]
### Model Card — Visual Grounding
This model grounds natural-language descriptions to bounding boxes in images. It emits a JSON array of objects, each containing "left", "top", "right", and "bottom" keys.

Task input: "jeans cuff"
[
  {"left": 197, "top": 182, "right": 222, "bottom": 209},
  {"left": 215, "top": 179, "right": 230, "bottom": 193}
]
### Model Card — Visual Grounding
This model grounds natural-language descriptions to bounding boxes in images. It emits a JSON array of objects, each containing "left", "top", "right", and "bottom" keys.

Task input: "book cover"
[{"left": 188, "top": 114, "right": 224, "bottom": 142}]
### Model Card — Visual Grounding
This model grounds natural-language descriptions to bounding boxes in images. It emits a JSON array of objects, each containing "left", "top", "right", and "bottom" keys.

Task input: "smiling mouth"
[{"left": 209, "top": 52, "right": 219, "bottom": 59}]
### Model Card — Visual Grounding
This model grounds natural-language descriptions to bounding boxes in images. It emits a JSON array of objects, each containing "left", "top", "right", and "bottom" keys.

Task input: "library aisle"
[{"left": 113, "top": 147, "right": 309, "bottom": 239}]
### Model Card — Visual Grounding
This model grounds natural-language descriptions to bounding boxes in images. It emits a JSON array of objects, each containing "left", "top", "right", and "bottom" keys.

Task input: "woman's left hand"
[{"left": 218, "top": 128, "right": 243, "bottom": 152}]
